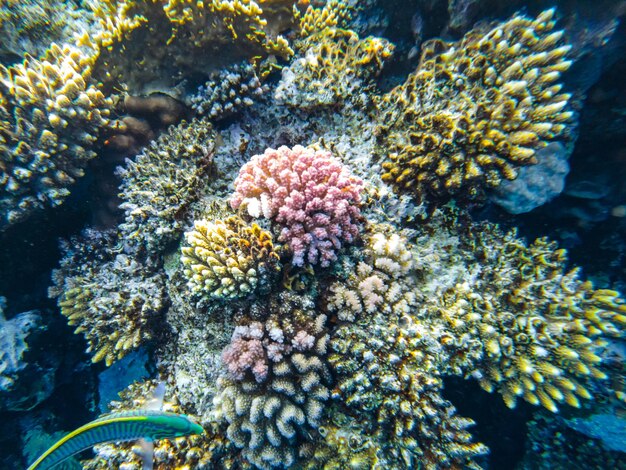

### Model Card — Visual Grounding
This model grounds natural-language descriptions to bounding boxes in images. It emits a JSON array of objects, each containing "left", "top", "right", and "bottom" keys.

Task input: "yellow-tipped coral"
[
  {"left": 0, "top": 43, "right": 111, "bottom": 228},
  {"left": 275, "top": 28, "right": 394, "bottom": 108},
  {"left": 437, "top": 226, "right": 625, "bottom": 412},
  {"left": 377, "top": 8, "right": 574, "bottom": 204},
  {"left": 181, "top": 215, "right": 281, "bottom": 300},
  {"left": 296, "top": 0, "right": 354, "bottom": 41},
  {"left": 50, "top": 233, "right": 166, "bottom": 367}
]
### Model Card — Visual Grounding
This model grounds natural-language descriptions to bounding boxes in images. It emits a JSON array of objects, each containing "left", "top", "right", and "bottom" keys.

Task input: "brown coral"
[{"left": 378, "top": 9, "right": 574, "bottom": 204}]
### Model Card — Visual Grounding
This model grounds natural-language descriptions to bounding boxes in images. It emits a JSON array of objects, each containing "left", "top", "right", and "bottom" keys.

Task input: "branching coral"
[
  {"left": 296, "top": 0, "right": 354, "bottom": 40},
  {"left": 49, "top": 232, "right": 167, "bottom": 366},
  {"left": 191, "top": 62, "right": 264, "bottom": 120},
  {"left": 327, "top": 230, "right": 417, "bottom": 322},
  {"left": 231, "top": 145, "right": 363, "bottom": 267},
  {"left": 0, "top": 43, "right": 111, "bottom": 228},
  {"left": 437, "top": 224, "right": 626, "bottom": 412},
  {"left": 117, "top": 118, "right": 216, "bottom": 255},
  {"left": 213, "top": 291, "right": 331, "bottom": 469},
  {"left": 327, "top": 227, "right": 487, "bottom": 468},
  {"left": 377, "top": 8, "right": 574, "bottom": 204},
  {"left": 275, "top": 28, "right": 394, "bottom": 109},
  {"left": 181, "top": 215, "right": 280, "bottom": 300}
]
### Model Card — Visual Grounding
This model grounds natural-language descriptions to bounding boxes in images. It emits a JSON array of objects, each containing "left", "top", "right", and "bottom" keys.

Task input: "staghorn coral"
[
  {"left": 231, "top": 145, "right": 363, "bottom": 267},
  {"left": 275, "top": 28, "right": 394, "bottom": 109},
  {"left": 49, "top": 232, "right": 167, "bottom": 367},
  {"left": 0, "top": 43, "right": 111, "bottom": 228},
  {"left": 181, "top": 215, "right": 280, "bottom": 300},
  {"left": 117, "top": 118, "right": 215, "bottom": 255},
  {"left": 437, "top": 224, "right": 626, "bottom": 412},
  {"left": 213, "top": 291, "right": 331, "bottom": 469},
  {"left": 377, "top": 8, "right": 575, "bottom": 204},
  {"left": 191, "top": 62, "right": 265, "bottom": 120}
]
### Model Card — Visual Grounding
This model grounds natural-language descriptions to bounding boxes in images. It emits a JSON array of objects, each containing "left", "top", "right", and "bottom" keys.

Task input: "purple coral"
[
  {"left": 221, "top": 323, "right": 269, "bottom": 383},
  {"left": 231, "top": 145, "right": 363, "bottom": 267}
]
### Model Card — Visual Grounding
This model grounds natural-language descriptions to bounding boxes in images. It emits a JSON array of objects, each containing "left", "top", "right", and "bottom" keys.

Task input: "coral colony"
[{"left": 0, "top": 0, "right": 624, "bottom": 469}]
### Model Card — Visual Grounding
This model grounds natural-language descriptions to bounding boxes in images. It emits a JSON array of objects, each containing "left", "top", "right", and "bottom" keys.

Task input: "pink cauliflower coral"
[
  {"left": 231, "top": 145, "right": 363, "bottom": 267},
  {"left": 221, "top": 323, "right": 269, "bottom": 382}
]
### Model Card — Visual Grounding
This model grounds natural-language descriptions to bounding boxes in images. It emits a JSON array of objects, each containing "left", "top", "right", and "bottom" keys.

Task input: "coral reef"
[
  {"left": 181, "top": 215, "right": 280, "bottom": 300},
  {"left": 437, "top": 224, "right": 626, "bottom": 412},
  {"left": 231, "top": 145, "right": 363, "bottom": 267},
  {"left": 275, "top": 28, "right": 394, "bottom": 108},
  {"left": 213, "top": 291, "right": 331, "bottom": 469},
  {"left": 191, "top": 62, "right": 264, "bottom": 120},
  {"left": 296, "top": 0, "right": 354, "bottom": 40},
  {"left": 0, "top": 43, "right": 111, "bottom": 228},
  {"left": 326, "top": 230, "right": 418, "bottom": 321},
  {"left": 378, "top": 8, "right": 575, "bottom": 204},
  {"left": 117, "top": 118, "right": 215, "bottom": 255},
  {"left": 49, "top": 232, "right": 167, "bottom": 366}
]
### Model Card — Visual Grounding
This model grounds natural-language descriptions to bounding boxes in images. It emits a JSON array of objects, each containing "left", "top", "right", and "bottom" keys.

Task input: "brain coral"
[
  {"left": 377, "top": 8, "right": 574, "bottom": 204},
  {"left": 0, "top": 43, "right": 111, "bottom": 228},
  {"left": 437, "top": 225, "right": 626, "bottom": 412},
  {"left": 231, "top": 145, "right": 363, "bottom": 267},
  {"left": 181, "top": 215, "right": 280, "bottom": 300}
]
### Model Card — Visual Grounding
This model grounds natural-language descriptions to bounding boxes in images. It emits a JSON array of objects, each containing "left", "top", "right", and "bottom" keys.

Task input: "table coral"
[
  {"left": 181, "top": 216, "right": 280, "bottom": 300},
  {"left": 377, "top": 8, "right": 575, "bottom": 204},
  {"left": 231, "top": 145, "right": 363, "bottom": 267},
  {"left": 0, "top": 43, "right": 111, "bottom": 228},
  {"left": 117, "top": 118, "right": 216, "bottom": 255}
]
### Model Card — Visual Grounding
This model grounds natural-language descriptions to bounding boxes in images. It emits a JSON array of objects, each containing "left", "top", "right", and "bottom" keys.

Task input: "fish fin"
[
  {"left": 139, "top": 438, "right": 154, "bottom": 470},
  {"left": 145, "top": 381, "right": 165, "bottom": 411}
]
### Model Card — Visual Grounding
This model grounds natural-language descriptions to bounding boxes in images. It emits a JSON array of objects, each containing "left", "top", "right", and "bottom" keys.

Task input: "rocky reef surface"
[{"left": 1, "top": 0, "right": 626, "bottom": 469}]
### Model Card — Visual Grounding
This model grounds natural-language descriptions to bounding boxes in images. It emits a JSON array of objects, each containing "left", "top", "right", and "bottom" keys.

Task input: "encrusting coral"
[
  {"left": 213, "top": 291, "right": 331, "bottom": 469},
  {"left": 231, "top": 145, "right": 363, "bottom": 267},
  {"left": 377, "top": 8, "right": 575, "bottom": 204},
  {"left": 275, "top": 28, "right": 394, "bottom": 109},
  {"left": 49, "top": 231, "right": 167, "bottom": 367},
  {"left": 436, "top": 222, "right": 626, "bottom": 412},
  {"left": 117, "top": 118, "right": 216, "bottom": 255},
  {"left": 0, "top": 43, "right": 111, "bottom": 228},
  {"left": 181, "top": 215, "right": 281, "bottom": 300}
]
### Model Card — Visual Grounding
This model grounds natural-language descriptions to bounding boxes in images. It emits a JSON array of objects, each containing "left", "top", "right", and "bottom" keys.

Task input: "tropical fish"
[{"left": 27, "top": 410, "right": 204, "bottom": 470}]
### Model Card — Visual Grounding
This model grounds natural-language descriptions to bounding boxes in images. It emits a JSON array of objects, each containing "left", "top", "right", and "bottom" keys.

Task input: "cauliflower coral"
[{"left": 231, "top": 145, "right": 363, "bottom": 266}]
